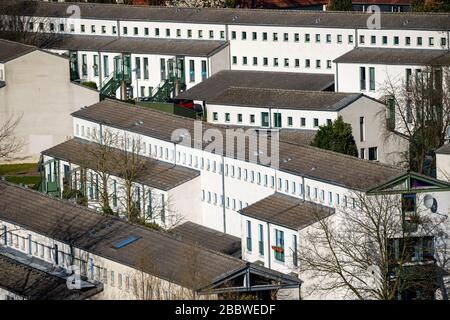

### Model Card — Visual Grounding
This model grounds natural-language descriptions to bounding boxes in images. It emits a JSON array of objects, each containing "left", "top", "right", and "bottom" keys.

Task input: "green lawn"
[
  {"left": 0, "top": 163, "right": 38, "bottom": 175},
  {"left": 0, "top": 163, "right": 41, "bottom": 189}
]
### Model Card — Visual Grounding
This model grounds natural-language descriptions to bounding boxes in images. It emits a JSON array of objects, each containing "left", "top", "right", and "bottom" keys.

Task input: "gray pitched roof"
[
  {"left": 207, "top": 87, "right": 363, "bottom": 111},
  {"left": 2, "top": 1, "right": 449, "bottom": 30},
  {"left": 240, "top": 192, "right": 334, "bottom": 230},
  {"left": 0, "top": 254, "right": 102, "bottom": 300},
  {"left": 334, "top": 48, "right": 450, "bottom": 65},
  {"left": 0, "top": 181, "right": 247, "bottom": 291},
  {"left": 42, "top": 138, "right": 200, "bottom": 191},
  {"left": 72, "top": 99, "right": 405, "bottom": 191},
  {"left": 436, "top": 143, "right": 450, "bottom": 155},
  {"left": 0, "top": 39, "right": 36, "bottom": 63},
  {"left": 171, "top": 222, "right": 241, "bottom": 256},
  {"left": 43, "top": 33, "right": 228, "bottom": 57},
  {"left": 175, "top": 70, "right": 334, "bottom": 101}
]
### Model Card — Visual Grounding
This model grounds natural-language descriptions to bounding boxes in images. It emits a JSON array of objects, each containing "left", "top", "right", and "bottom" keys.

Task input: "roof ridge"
[
  {"left": 224, "top": 86, "right": 357, "bottom": 96},
  {"left": 31, "top": 1, "right": 450, "bottom": 17}
]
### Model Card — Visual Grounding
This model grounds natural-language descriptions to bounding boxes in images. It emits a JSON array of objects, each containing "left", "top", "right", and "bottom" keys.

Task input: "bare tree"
[
  {"left": 0, "top": 0, "right": 62, "bottom": 47},
  {"left": 381, "top": 64, "right": 450, "bottom": 175},
  {"left": 298, "top": 192, "right": 449, "bottom": 300},
  {"left": 0, "top": 114, "right": 23, "bottom": 161}
]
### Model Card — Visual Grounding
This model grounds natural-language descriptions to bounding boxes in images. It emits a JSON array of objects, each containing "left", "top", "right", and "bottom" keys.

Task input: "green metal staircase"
[
  {"left": 147, "top": 76, "right": 178, "bottom": 102},
  {"left": 100, "top": 54, "right": 132, "bottom": 100}
]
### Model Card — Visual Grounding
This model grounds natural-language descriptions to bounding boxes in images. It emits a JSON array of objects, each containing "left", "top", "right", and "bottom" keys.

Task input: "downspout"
[
  {"left": 98, "top": 51, "right": 103, "bottom": 90},
  {"left": 221, "top": 154, "right": 227, "bottom": 234},
  {"left": 267, "top": 221, "right": 271, "bottom": 270},
  {"left": 302, "top": 176, "right": 306, "bottom": 201},
  {"left": 335, "top": 63, "right": 339, "bottom": 92},
  {"left": 355, "top": 28, "right": 359, "bottom": 48}
]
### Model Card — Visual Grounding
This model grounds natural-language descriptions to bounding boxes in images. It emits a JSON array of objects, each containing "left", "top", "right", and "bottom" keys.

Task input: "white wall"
[{"left": 0, "top": 50, "right": 99, "bottom": 164}]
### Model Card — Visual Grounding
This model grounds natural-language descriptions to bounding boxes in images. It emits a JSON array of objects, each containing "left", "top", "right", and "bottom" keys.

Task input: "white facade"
[{"left": 0, "top": 47, "right": 99, "bottom": 163}]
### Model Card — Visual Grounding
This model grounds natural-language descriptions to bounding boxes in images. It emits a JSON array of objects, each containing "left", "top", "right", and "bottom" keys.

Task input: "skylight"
[{"left": 113, "top": 236, "right": 140, "bottom": 249}]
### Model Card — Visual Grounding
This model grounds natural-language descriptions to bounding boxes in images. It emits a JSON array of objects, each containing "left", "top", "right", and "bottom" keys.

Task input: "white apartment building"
[
  {"left": 0, "top": 180, "right": 300, "bottom": 300},
  {"left": 38, "top": 99, "right": 450, "bottom": 299},
  {"left": 44, "top": 34, "right": 230, "bottom": 99},
  {"left": 0, "top": 39, "right": 99, "bottom": 163},
  {"left": 201, "top": 87, "right": 405, "bottom": 163},
  {"left": 335, "top": 47, "right": 450, "bottom": 98},
  {"left": 1, "top": 1, "right": 449, "bottom": 79}
]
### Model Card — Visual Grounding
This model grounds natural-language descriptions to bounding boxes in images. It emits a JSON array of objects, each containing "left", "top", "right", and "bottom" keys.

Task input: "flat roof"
[
  {"left": 43, "top": 33, "right": 228, "bottom": 57},
  {"left": 334, "top": 48, "right": 450, "bottom": 65},
  {"left": 175, "top": 70, "right": 334, "bottom": 101},
  {"left": 0, "top": 181, "right": 247, "bottom": 291},
  {"left": 3, "top": 1, "right": 449, "bottom": 30},
  {"left": 42, "top": 138, "right": 200, "bottom": 191},
  {"left": 0, "top": 39, "right": 36, "bottom": 63},
  {"left": 0, "top": 254, "right": 102, "bottom": 300},
  {"left": 171, "top": 221, "right": 241, "bottom": 256},
  {"left": 207, "top": 87, "right": 363, "bottom": 111},
  {"left": 436, "top": 143, "right": 450, "bottom": 155},
  {"left": 72, "top": 99, "right": 405, "bottom": 191},
  {"left": 240, "top": 192, "right": 334, "bottom": 230}
]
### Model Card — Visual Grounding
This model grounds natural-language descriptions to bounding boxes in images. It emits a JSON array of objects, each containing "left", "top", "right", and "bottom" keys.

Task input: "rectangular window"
[
  {"left": 273, "top": 58, "right": 278, "bottom": 67},
  {"left": 313, "top": 118, "right": 319, "bottom": 127},
  {"left": 123, "top": 26, "right": 128, "bottom": 35},
  {"left": 360, "top": 67, "right": 366, "bottom": 90},
  {"left": 262, "top": 32, "right": 267, "bottom": 41},
  {"left": 273, "top": 113, "right": 282, "bottom": 128},
  {"left": 261, "top": 112, "right": 269, "bottom": 127},
  {"left": 429, "top": 37, "right": 434, "bottom": 46},
  {"left": 252, "top": 32, "right": 257, "bottom": 40},
  {"left": 209, "top": 30, "right": 214, "bottom": 39},
  {"left": 382, "top": 35, "right": 388, "bottom": 45},
  {"left": 369, "top": 67, "right": 375, "bottom": 90},
  {"left": 293, "top": 235, "right": 298, "bottom": 266},
  {"left": 371, "top": 35, "right": 376, "bottom": 44},
  {"left": 295, "top": 59, "right": 300, "bottom": 67},
  {"left": 201, "top": 60, "right": 207, "bottom": 81},
  {"left": 237, "top": 114, "right": 243, "bottom": 123},
  {"left": 315, "top": 34, "right": 320, "bottom": 43},
  {"left": 225, "top": 113, "right": 230, "bottom": 122},
  {"left": 263, "top": 57, "right": 268, "bottom": 66},
  {"left": 405, "top": 36, "right": 411, "bottom": 46},
  {"left": 417, "top": 37, "right": 422, "bottom": 46},
  {"left": 360, "top": 148, "right": 365, "bottom": 159},
  {"left": 283, "top": 33, "right": 289, "bottom": 41},
  {"left": 305, "top": 59, "right": 310, "bottom": 68},
  {"left": 189, "top": 60, "right": 195, "bottom": 82},
  {"left": 160, "top": 58, "right": 166, "bottom": 80},
  {"left": 213, "top": 112, "right": 218, "bottom": 121},
  {"left": 145, "top": 27, "right": 149, "bottom": 36},
  {"left": 246, "top": 221, "right": 252, "bottom": 251},
  {"left": 369, "top": 147, "right": 378, "bottom": 161},
  {"left": 231, "top": 31, "right": 236, "bottom": 39},
  {"left": 250, "top": 114, "right": 255, "bottom": 124},
  {"left": 273, "top": 33, "right": 278, "bottom": 41},
  {"left": 187, "top": 29, "right": 192, "bottom": 38},
  {"left": 242, "top": 31, "right": 247, "bottom": 40},
  {"left": 394, "top": 36, "right": 399, "bottom": 45},
  {"left": 143, "top": 58, "right": 149, "bottom": 80},
  {"left": 259, "top": 224, "right": 264, "bottom": 256},
  {"left": 337, "top": 34, "right": 342, "bottom": 43},
  {"left": 294, "top": 33, "right": 299, "bottom": 42},
  {"left": 232, "top": 56, "right": 237, "bottom": 64},
  {"left": 243, "top": 56, "right": 248, "bottom": 65},
  {"left": 135, "top": 57, "right": 141, "bottom": 80},
  {"left": 360, "top": 116, "right": 365, "bottom": 142},
  {"left": 134, "top": 27, "right": 138, "bottom": 35},
  {"left": 327, "top": 60, "right": 332, "bottom": 69},
  {"left": 103, "top": 55, "right": 109, "bottom": 77},
  {"left": 406, "top": 68, "right": 412, "bottom": 91},
  {"left": 93, "top": 55, "right": 99, "bottom": 77},
  {"left": 253, "top": 57, "right": 258, "bottom": 66},
  {"left": 348, "top": 34, "right": 353, "bottom": 43},
  {"left": 165, "top": 28, "right": 170, "bottom": 37},
  {"left": 288, "top": 117, "right": 293, "bottom": 126},
  {"left": 300, "top": 117, "right": 306, "bottom": 127},
  {"left": 275, "top": 229, "right": 285, "bottom": 262},
  {"left": 198, "top": 30, "right": 203, "bottom": 38},
  {"left": 284, "top": 58, "right": 289, "bottom": 67}
]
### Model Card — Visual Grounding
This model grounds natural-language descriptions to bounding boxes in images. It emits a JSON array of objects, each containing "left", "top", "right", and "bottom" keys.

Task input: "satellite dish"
[{"left": 424, "top": 194, "right": 438, "bottom": 213}]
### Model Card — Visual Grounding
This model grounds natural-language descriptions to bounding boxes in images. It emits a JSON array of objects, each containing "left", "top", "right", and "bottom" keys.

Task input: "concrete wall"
[{"left": 0, "top": 50, "right": 99, "bottom": 164}]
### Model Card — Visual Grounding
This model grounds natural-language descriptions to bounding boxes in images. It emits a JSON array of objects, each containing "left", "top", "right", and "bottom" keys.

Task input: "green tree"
[
  {"left": 311, "top": 116, "right": 358, "bottom": 157},
  {"left": 411, "top": 0, "right": 450, "bottom": 12},
  {"left": 327, "top": 0, "right": 353, "bottom": 11}
]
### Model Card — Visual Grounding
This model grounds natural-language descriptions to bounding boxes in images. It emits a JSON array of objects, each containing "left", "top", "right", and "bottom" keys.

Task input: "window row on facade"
[{"left": 232, "top": 56, "right": 333, "bottom": 69}]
